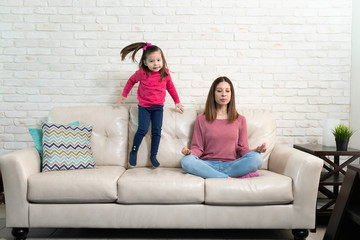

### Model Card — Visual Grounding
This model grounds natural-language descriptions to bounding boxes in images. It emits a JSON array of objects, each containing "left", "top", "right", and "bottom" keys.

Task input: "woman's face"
[{"left": 214, "top": 81, "right": 231, "bottom": 107}]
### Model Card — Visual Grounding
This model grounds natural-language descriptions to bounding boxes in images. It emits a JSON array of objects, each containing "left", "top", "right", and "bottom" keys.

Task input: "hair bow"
[{"left": 142, "top": 42, "right": 152, "bottom": 51}]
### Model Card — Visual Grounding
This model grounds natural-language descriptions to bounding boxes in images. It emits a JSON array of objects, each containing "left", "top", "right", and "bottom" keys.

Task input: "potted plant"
[{"left": 331, "top": 123, "right": 356, "bottom": 151}]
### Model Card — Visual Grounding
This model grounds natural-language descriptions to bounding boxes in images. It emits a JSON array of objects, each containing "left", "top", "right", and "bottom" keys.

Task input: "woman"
[{"left": 181, "top": 76, "right": 266, "bottom": 178}]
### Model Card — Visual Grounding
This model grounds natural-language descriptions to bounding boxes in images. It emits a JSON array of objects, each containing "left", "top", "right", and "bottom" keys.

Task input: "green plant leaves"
[{"left": 331, "top": 123, "right": 356, "bottom": 140}]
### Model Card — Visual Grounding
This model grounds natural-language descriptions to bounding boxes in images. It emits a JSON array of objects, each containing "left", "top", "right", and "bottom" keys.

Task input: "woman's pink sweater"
[
  {"left": 190, "top": 114, "right": 252, "bottom": 161},
  {"left": 121, "top": 68, "right": 180, "bottom": 107}
]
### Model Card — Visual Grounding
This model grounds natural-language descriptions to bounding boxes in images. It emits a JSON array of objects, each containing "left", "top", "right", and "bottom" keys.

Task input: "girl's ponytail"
[{"left": 120, "top": 42, "right": 146, "bottom": 62}]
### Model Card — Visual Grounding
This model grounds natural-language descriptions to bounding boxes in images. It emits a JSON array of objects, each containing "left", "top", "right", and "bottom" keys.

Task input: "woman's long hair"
[
  {"left": 204, "top": 76, "right": 239, "bottom": 123},
  {"left": 120, "top": 42, "right": 169, "bottom": 81}
]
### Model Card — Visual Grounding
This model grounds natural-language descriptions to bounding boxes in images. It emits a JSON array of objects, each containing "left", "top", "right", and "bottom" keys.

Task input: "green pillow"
[{"left": 28, "top": 121, "right": 80, "bottom": 158}]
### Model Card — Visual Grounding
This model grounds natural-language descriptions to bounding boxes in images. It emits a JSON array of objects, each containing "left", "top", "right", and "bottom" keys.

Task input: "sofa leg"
[
  {"left": 12, "top": 228, "right": 29, "bottom": 240},
  {"left": 292, "top": 229, "right": 309, "bottom": 240}
]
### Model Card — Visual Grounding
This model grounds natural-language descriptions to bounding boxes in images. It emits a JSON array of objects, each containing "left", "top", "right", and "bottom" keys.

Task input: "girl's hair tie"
[{"left": 142, "top": 42, "right": 152, "bottom": 51}]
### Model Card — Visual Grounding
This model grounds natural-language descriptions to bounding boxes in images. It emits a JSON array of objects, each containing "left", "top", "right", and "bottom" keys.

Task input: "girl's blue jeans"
[
  {"left": 132, "top": 105, "right": 163, "bottom": 156},
  {"left": 181, "top": 152, "right": 263, "bottom": 178}
]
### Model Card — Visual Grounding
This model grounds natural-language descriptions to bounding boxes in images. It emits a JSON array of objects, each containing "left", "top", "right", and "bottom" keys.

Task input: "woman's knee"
[
  {"left": 181, "top": 155, "right": 194, "bottom": 170},
  {"left": 253, "top": 152, "right": 263, "bottom": 169},
  {"left": 246, "top": 151, "right": 263, "bottom": 169}
]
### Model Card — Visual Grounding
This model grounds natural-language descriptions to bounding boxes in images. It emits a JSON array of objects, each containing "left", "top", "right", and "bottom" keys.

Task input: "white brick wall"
[{"left": 0, "top": 0, "right": 353, "bottom": 155}]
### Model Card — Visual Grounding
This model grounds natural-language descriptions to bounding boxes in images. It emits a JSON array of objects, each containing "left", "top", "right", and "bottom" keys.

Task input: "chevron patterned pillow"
[{"left": 41, "top": 122, "right": 96, "bottom": 172}]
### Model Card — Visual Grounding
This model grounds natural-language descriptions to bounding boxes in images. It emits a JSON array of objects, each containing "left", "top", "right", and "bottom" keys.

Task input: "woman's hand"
[
  {"left": 182, "top": 146, "right": 192, "bottom": 155},
  {"left": 175, "top": 103, "right": 184, "bottom": 113},
  {"left": 116, "top": 96, "right": 126, "bottom": 104},
  {"left": 254, "top": 142, "right": 267, "bottom": 153}
]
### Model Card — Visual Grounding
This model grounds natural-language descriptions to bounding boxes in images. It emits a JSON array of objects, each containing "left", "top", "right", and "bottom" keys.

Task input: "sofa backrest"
[
  {"left": 47, "top": 105, "right": 276, "bottom": 169},
  {"left": 130, "top": 106, "right": 276, "bottom": 169},
  {"left": 48, "top": 106, "right": 129, "bottom": 167},
  {"left": 238, "top": 108, "right": 276, "bottom": 169}
]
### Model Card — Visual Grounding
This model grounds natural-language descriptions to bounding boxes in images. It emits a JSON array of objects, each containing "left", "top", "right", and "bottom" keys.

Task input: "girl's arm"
[
  {"left": 167, "top": 79, "right": 183, "bottom": 112},
  {"left": 165, "top": 73, "right": 183, "bottom": 111},
  {"left": 121, "top": 69, "right": 142, "bottom": 98},
  {"left": 166, "top": 79, "right": 180, "bottom": 104}
]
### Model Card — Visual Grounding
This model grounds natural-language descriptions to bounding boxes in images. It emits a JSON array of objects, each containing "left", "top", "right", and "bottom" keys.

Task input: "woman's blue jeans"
[
  {"left": 131, "top": 105, "right": 163, "bottom": 156},
  {"left": 181, "top": 152, "right": 263, "bottom": 178}
]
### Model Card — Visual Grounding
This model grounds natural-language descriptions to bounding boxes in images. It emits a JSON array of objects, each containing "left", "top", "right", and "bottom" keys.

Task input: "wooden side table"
[
  {"left": 293, "top": 144, "right": 360, "bottom": 217},
  {"left": 323, "top": 164, "right": 360, "bottom": 240}
]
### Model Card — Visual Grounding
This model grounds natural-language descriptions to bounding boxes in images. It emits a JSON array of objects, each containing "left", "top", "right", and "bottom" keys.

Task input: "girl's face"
[
  {"left": 214, "top": 81, "right": 231, "bottom": 107},
  {"left": 144, "top": 50, "right": 163, "bottom": 72}
]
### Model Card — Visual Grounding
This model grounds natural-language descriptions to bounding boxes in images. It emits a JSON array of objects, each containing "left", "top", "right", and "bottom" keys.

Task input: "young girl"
[{"left": 117, "top": 42, "right": 184, "bottom": 167}]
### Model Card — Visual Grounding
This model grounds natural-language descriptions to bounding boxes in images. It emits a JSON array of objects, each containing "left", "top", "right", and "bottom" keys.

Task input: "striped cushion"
[{"left": 41, "top": 122, "right": 96, "bottom": 172}]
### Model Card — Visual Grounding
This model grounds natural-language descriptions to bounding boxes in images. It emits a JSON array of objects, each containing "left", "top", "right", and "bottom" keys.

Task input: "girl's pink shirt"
[
  {"left": 121, "top": 68, "right": 180, "bottom": 107},
  {"left": 190, "top": 114, "right": 252, "bottom": 161}
]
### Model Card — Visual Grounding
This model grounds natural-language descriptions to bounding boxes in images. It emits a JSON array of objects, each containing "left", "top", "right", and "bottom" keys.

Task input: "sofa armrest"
[
  {"left": 268, "top": 143, "right": 323, "bottom": 228},
  {"left": 0, "top": 147, "right": 41, "bottom": 227}
]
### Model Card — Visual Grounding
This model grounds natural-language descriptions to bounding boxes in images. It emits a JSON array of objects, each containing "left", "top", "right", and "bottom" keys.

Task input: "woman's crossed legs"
[{"left": 181, "top": 152, "right": 263, "bottom": 179}]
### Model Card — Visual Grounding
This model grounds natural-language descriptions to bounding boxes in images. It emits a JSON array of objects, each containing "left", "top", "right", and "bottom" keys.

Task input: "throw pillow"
[
  {"left": 41, "top": 122, "right": 95, "bottom": 172},
  {"left": 28, "top": 121, "right": 79, "bottom": 158}
]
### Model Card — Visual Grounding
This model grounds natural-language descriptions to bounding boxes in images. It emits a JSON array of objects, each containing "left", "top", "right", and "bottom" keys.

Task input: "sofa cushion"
[
  {"left": 128, "top": 106, "right": 198, "bottom": 168},
  {"left": 205, "top": 170, "right": 293, "bottom": 205},
  {"left": 28, "top": 166, "right": 125, "bottom": 203},
  {"left": 117, "top": 168, "right": 204, "bottom": 204},
  {"left": 47, "top": 106, "right": 129, "bottom": 167},
  {"left": 42, "top": 122, "right": 95, "bottom": 172}
]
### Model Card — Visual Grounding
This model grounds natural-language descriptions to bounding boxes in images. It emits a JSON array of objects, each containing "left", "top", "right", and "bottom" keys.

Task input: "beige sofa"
[{"left": 0, "top": 105, "right": 323, "bottom": 240}]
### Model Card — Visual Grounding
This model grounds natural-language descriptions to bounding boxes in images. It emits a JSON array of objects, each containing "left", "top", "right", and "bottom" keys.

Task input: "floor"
[{"left": 0, "top": 203, "right": 327, "bottom": 240}]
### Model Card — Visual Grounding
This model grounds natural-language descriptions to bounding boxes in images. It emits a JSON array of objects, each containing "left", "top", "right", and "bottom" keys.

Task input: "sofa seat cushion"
[
  {"left": 205, "top": 170, "right": 293, "bottom": 205},
  {"left": 28, "top": 166, "right": 125, "bottom": 203},
  {"left": 117, "top": 168, "right": 204, "bottom": 204}
]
